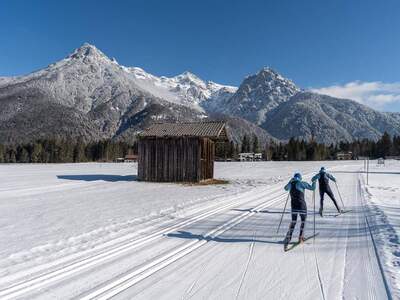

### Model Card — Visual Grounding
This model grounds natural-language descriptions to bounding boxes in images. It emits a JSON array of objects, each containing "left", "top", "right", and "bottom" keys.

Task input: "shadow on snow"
[
  {"left": 166, "top": 230, "right": 284, "bottom": 244},
  {"left": 57, "top": 174, "right": 137, "bottom": 182}
]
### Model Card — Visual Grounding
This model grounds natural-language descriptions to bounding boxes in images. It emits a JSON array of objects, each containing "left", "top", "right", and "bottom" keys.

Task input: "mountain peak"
[
  {"left": 69, "top": 43, "right": 110, "bottom": 61},
  {"left": 258, "top": 66, "right": 278, "bottom": 75},
  {"left": 173, "top": 71, "right": 205, "bottom": 87},
  {"left": 176, "top": 71, "right": 202, "bottom": 81},
  {"left": 218, "top": 67, "right": 301, "bottom": 125},
  {"left": 255, "top": 67, "right": 287, "bottom": 81}
]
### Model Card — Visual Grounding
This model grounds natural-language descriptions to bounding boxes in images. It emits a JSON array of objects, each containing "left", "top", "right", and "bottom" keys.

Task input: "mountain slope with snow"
[
  {"left": 127, "top": 67, "right": 237, "bottom": 111},
  {"left": 0, "top": 43, "right": 399, "bottom": 145},
  {"left": 0, "top": 44, "right": 241, "bottom": 144},
  {"left": 262, "top": 92, "right": 400, "bottom": 143},
  {"left": 210, "top": 67, "right": 300, "bottom": 125}
]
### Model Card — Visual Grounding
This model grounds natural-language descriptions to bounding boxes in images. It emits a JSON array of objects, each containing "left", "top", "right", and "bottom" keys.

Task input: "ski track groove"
[
  {"left": 2, "top": 186, "right": 277, "bottom": 279},
  {"left": 234, "top": 230, "right": 256, "bottom": 300},
  {"left": 328, "top": 178, "right": 353, "bottom": 299},
  {"left": 312, "top": 245, "right": 326, "bottom": 300},
  {"left": 359, "top": 175, "right": 393, "bottom": 300},
  {"left": 180, "top": 246, "right": 212, "bottom": 300},
  {"left": 0, "top": 184, "right": 285, "bottom": 300},
  {"left": 78, "top": 194, "right": 287, "bottom": 300},
  {"left": 360, "top": 181, "right": 377, "bottom": 300},
  {"left": 339, "top": 179, "right": 352, "bottom": 300},
  {"left": 301, "top": 241, "right": 312, "bottom": 296}
]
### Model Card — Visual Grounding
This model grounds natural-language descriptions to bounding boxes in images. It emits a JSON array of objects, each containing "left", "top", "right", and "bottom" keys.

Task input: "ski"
[
  {"left": 333, "top": 209, "right": 352, "bottom": 217},
  {"left": 284, "top": 232, "right": 319, "bottom": 252}
]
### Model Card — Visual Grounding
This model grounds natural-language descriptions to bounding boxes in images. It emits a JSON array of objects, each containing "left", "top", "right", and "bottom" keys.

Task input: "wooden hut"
[{"left": 137, "top": 121, "right": 228, "bottom": 182}]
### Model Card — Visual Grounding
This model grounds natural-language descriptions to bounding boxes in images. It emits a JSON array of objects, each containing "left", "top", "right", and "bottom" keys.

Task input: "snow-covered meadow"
[
  {"left": 0, "top": 160, "right": 398, "bottom": 299},
  {"left": 0, "top": 161, "right": 345, "bottom": 259},
  {"left": 361, "top": 159, "right": 400, "bottom": 295}
]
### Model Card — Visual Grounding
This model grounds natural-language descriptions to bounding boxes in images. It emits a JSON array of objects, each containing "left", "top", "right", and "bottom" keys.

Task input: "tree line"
[
  {"left": 216, "top": 132, "right": 400, "bottom": 161},
  {"left": 0, "top": 132, "right": 399, "bottom": 163},
  {"left": 0, "top": 138, "right": 137, "bottom": 163}
]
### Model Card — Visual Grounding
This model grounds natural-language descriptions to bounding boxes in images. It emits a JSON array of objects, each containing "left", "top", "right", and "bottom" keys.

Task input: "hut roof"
[{"left": 140, "top": 121, "right": 227, "bottom": 139}]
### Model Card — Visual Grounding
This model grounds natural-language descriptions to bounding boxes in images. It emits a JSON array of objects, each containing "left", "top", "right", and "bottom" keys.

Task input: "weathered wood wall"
[{"left": 138, "top": 137, "right": 215, "bottom": 182}]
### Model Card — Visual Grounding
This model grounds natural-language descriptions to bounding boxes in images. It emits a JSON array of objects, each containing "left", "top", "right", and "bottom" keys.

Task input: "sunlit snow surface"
[
  {"left": 126, "top": 67, "right": 237, "bottom": 111},
  {"left": 361, "top": 159, "right": 400, "bottom": 296},
  {"left": 0, "top": 161, "right": 397, "bottom": 299}
]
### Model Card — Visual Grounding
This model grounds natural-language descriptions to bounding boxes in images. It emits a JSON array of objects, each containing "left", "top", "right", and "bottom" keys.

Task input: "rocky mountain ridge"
[{"left": 0, "top": 43, "right": 399, "bottom": 145}]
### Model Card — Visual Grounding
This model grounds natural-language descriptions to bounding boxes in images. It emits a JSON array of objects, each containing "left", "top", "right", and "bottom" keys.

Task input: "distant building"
[
  {"left": 239, "top": 152, "right": 262, "bottom": 161},
  {"left": 336, "top": 151, "right": 353, "bottom": 160},
  {"left": 124, "top": 154, "right": 138, "bottom": 162},
  {"left": 137, "top": 121, "right": 228, "bottom": 182},
  {"left": 239, "top": 153, "right": 253, "bottom": 161},
  {"left": 254, "top": 153, "right": 262, "bottom": 161}
]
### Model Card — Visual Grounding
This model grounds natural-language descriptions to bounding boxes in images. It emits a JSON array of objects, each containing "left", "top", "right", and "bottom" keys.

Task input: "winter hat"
[{"left": 294, "top": 172, "right": 302, "bottom": 180}]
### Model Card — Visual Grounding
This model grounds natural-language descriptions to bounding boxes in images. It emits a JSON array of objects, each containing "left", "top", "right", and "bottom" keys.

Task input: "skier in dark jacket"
[
  {"left": 283, "top": 172, "right": 316, "bottom": 251},
  {"left": 312, "top": 167, "right": 343, "bottom": 216}
]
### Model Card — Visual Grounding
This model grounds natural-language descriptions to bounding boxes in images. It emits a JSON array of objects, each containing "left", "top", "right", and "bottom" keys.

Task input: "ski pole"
[
  {"left": 335, "top": 181, "right": 346, "bottom": 210},
  {"left": 276, "top": 192, "right": 290, "bottom": 234},
  {"left": 313, "top": 189, "right": 316, "bottom": 237}
]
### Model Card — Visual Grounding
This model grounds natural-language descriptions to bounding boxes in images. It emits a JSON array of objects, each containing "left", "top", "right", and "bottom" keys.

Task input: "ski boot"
[
  {"left": 283, "top": 237, "right": 290, "bottom": 251},
  {"left": 319, "top": 207, "right": 323, "bottom": 217},
  {"left": 298, "top": 236, "right": 305, "bottom": 244}
]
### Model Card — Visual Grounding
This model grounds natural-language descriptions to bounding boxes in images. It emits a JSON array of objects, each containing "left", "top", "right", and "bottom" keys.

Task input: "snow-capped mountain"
[
  {"left": 208, "top": 67, "right": 400, "bottom": 143},
  {"left": 263, "top": 92, "right": 400, "bottom": 143},
  {"left": 0, "top": 43, "right": 265, "bottom": 145},
  {"left": 0, "top": 42, "right": 399, "bottom": 145},
  {"left": 212, "top": 67, "right": 300, "bottom": 125},
  {"left": 0, "top": 43, "right": 207, "bottom": 144},
  {"left": 125, "top": 67, "right": 237, "bottom": 111}
]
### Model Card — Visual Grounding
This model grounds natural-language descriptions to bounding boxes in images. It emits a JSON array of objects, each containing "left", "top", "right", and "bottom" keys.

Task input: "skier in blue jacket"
[
  {"left": 312, "top": 167, "right": 343, "bottom": 217},
  {"left": 283, "top": 173, "right": 316, "bottom": 251}
]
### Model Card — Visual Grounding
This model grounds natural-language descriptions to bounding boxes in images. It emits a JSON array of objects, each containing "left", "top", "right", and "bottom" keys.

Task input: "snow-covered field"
[
  {"left": 360, "top": 159, "right": 400, "bottom": 296},
  {"left": 0, "top": 160, "right": 397, "bottom": 299}
]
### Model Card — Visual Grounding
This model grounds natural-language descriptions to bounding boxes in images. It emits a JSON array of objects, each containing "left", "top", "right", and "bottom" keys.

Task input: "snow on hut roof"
[{"left": 140, "top": 121, "right": 227, "bottom": 139}]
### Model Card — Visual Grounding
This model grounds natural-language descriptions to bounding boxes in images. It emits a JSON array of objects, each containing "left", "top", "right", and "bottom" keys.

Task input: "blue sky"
[{"left": 1, "top": 0, "right": 399, "bottom": 111}]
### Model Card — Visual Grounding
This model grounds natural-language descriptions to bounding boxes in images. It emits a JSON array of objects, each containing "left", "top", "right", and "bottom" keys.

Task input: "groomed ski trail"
[
  {"left": 0, "top": 181, "right": 288, "bottom": 300},
  {"left": 111, "top": 167, "right": 390, "bottom": 300},
  {"left": 0, "top": 165, "right": 393, "bottom": 299}
]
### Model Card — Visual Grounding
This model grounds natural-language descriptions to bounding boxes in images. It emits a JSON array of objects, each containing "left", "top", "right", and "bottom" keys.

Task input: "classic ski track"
[
  {"left": 313, "top": 230, "right": 326, "bottom": 300},
  {"left": 1, "top": 172, "right": 319, "bottom": 299},
  {"left": 0, "top": 184, "right": 284, "bottom": 300},
  {"left": 234, "top": 230, "right": 256, "bottom": 300},
  {"left": 301, "top": 240, "right": 312, "bottom": 294},
  {"left": 358, "top": 175, "right": 393, "bottom": 300},
  {"left": 339, "top": 177, "right": 353, "bottom": 300},
  {"left": 78, "top": 194, "right": 286, "bottom": 300},
  {"left": 179, "top": 243, "right": 215, "bottom": 300},
  {"left": 311, "top": 172, "right": 356, "bottom": 300},
  {"left": 0, "top": 184, "right": 282, "bottom": 287},
  {"left": 0, "top": 182, "right": 290, "bottom": 300},
  {"left": 327, "top": 177, "right": 354, "bottom": 299},
  {"left": 359, "top": 178, "right": 377, "bottom": 299}
]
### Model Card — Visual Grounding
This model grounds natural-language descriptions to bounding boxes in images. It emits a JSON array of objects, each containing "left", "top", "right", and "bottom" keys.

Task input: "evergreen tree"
[
  {"left": 0, "top": 144, "right": 4, "bottom": 163},
  {"left": 30, "top": 142, "right": 43, "bottom": 163},
  {"left": 17, "top": 146, "right": 30, "bottom": 163},
  {"left": 73, "top": 138, "right": 87, "bottom": 162},
  {"left": 252, "top": 134, "right": 260, "bottom": 153},
  {"left": 377, "top": 131, "right": 392, "bottom": 158},
  {"left": 241, "top": 134, "right": 251, "bottom": 153}
]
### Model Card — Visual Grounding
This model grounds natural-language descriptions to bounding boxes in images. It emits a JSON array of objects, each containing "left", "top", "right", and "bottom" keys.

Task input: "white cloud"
[{"left": 311, "top": 81, "right": 400, "bottom": 110}]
